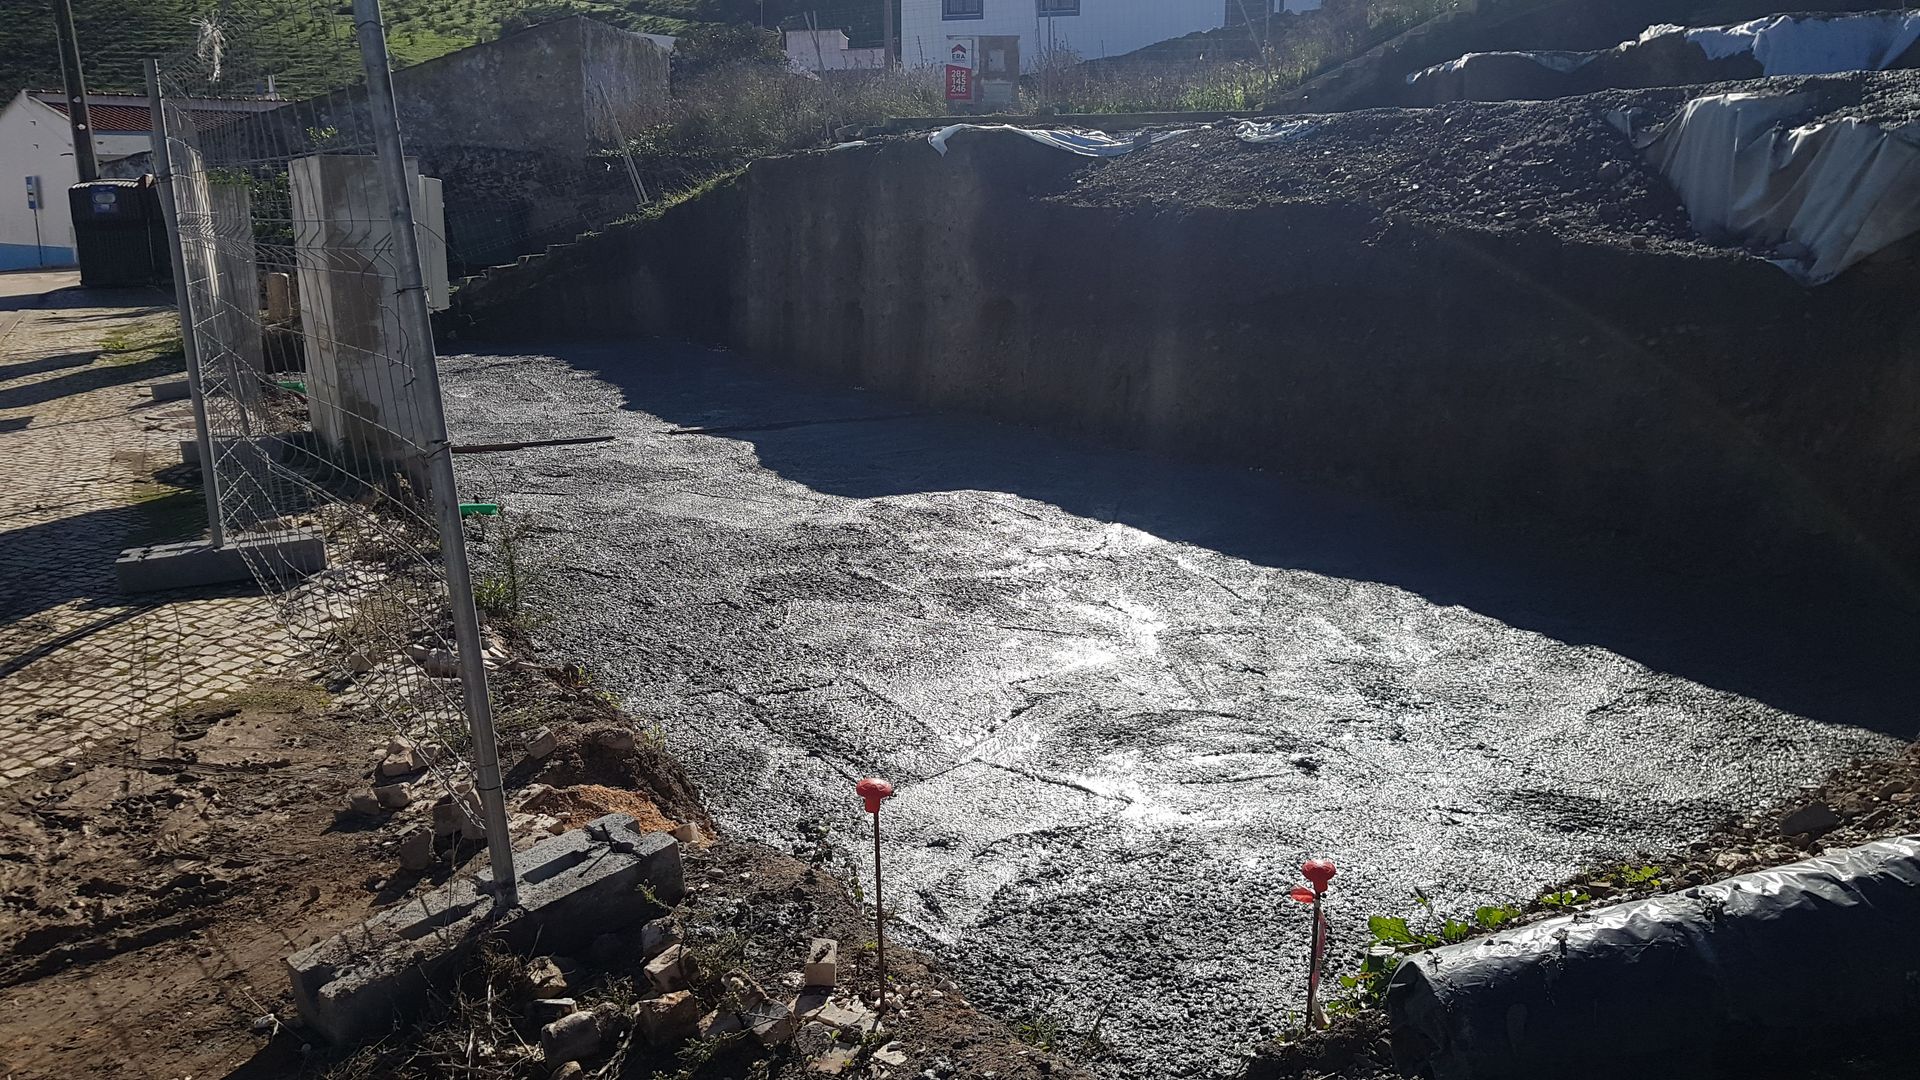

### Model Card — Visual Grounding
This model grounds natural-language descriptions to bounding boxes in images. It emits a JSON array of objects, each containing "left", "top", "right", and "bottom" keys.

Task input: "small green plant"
[
  {"left": 1621, "top": 864, "right": 1663, "bottom": 887},
  {"left": 1337, "top": 891, "right": 1529, "bottom": 1011},
  {"left": 1539, "top": 889, "right": 1591, "bottom": 909},
  {"left": 1474, "top": 903, "right": 1523, "bottom": 930},
  {"left": 1013, "top": 1012, "right": 1064, "bottom": 1051}
]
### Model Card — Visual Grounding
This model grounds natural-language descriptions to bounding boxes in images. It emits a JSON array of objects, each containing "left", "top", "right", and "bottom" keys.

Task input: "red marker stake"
[
  {"left": 1296, "top": 858, "right": 1338, "bottom": 1029},
  {"left": 857, "top": 777, "right": 895, "bottom": 1010}
]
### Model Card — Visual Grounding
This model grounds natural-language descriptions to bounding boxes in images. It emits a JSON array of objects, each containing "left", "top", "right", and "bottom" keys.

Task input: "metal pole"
[
  {"left": 55, "top": 0, "right": 98, "bottom": 182},
  {"left": 351, "top": 0, "right": 517, "bottom": 909},
  {"left": 1306, "top": 894, "right": 1325, "bottom": 1028},
  {"left": 872, "top": 807, "right": 887, "bottom": 1007},
  {"left": 145, "top": 60, "right": 226, "bottom": 549},
  {"left": 882, "top": 0, "right": 897, "bottom": 72}
]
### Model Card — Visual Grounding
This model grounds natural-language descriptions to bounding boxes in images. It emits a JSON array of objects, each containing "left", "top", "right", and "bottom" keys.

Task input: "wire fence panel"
[{"left": 148, "top": 2, "right": 507, "bottom": 872}]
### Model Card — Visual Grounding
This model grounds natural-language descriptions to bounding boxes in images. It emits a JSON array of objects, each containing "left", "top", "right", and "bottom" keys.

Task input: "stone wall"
[{"left": 443, "top": 130, "right": 1920, "bottom": 596}]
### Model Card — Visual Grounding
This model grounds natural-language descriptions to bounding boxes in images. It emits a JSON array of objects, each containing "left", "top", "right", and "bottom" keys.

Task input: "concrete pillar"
[
  {"left": 288, "top": 152, "right": 429, "bottom": 484},
  {"left": 416, "top": 175, "right": 450, "bottom": 313},
  {"left": 265, "top": 271, "right": 296, "bottom": 322},
  {"left": 208, "top": 182, "right": 264, "bottom": 403}
]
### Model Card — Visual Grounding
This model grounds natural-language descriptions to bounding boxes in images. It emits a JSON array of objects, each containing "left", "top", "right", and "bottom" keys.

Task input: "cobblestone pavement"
[{"left": 0, "top": 272, "right": 298, "bottom": 785}]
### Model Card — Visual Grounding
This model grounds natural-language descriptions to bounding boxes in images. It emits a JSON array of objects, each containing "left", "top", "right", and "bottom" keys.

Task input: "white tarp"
[
  {"left": 1233, "top": 118, "right": 1324, "bottom": 144},
  {"left": 1644, "top": 91, "right": 1920, "bottom": 284},
  {"left": 1406, "top": 50, "right": 1598, "bottom": 86},
  {"left": 927, "top": 125, "right": 1191, "bottom": 157},
  {"left": 1682, "top": 12, "right": 1920, "bottom": 75}
]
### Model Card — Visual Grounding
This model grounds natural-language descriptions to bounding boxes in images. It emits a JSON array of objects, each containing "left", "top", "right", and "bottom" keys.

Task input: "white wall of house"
[
  {"left": 901, "top": 0, "right": 1322, "bottom": 70},
  {"left": 786, "top": 29, "right": 889, "bottom": 72},
  {"left": 0, "top": 92, "right": 152, "bottom": 270}
]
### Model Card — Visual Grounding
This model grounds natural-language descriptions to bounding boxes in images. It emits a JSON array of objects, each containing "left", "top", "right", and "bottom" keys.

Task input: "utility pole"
[
  {"left": 882, "top": 0, "right": 897, "bottom": 71},
  {"left": 52, "top": 0, "right": 98, "bottom": 182}
]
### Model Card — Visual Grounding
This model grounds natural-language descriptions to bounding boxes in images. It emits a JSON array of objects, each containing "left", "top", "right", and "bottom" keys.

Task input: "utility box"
[
  {"left": 69, "top": 178, "right": 167, "bottom": 287},
  {"left": 946, "top": 35, "right": 1020, "bottom": 114}
]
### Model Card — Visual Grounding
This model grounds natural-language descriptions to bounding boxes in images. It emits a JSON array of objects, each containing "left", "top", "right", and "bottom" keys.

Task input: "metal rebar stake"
[
  {"left": 144, "top": 59, "right": 226, "bottom": 550},
  {"left": 873, "top": 806, "right": 887, "bottom": 1008},
  {"left": 351, "top": 0, "right": 517, "bottom": 909}
]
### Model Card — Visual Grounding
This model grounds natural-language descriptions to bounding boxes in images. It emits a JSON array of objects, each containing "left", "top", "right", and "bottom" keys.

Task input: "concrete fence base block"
[
  {"left": 286, "top": 813, "right": 683, "bottom": 1046},
  {"left": 115, "top": 528, "right": 328, "bottom": 593},
  {"left": 150, "top": 379, "right": 191, "bottom": 402}
]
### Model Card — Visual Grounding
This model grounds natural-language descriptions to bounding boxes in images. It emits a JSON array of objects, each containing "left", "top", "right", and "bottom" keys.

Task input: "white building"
[
  {"left": 900, "top": 0, "right": 1322, "bottom": 71},
  {"left": 785, "top": 28, "right": 888, "bottom": 73},
  {"left": 0, "top": 91, "right": 277, "bottom": 270}
]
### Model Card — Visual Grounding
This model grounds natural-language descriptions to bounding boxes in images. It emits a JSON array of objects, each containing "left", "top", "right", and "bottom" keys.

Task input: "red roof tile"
[{"left": 35, "top": 95, "right": 271, "bottom": 135}]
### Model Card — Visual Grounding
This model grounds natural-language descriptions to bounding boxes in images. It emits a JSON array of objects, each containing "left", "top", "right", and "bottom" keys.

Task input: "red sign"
[{"left": 945, "top": 64, "right": 974, "bottom": 101}]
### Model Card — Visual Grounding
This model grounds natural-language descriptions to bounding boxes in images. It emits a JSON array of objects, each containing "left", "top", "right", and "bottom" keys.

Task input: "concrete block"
[
  {"left": 525, "top": 727, "right": 558, "bottom": 758},
  {"left": 398, "top": 827, "right": 435, "bottom": 871},
  {"left": 645, "top": 943, "right": 688, "bottom": 994},
  {"left": 116, "top": 528, "right": 326, "bottom": 594},
  {"left": 747, "top": 997, "right": 797, "bottom": 1045},
  {"left": 803, "top": 938, "right": 838, "bottom": 988},
  {"left": 639, "top": 916, "right": 677, "bottom": 961},
  {"left": 697, "top": 1008, "right": 744, "bottom": 1038},
  {"left": 634, "top": 990, "right": 699, "bottom": 1045},
  {"left": 540, "top": 1010, "right": 601, "bottom": 1063},
  {"left": 265, "top": 271, "right": 296, "bottom": 321},
  {"left": 287, "top": 813, "right": 680, "bottom": 1045},
  {"left": 151, "top": 379, "right": 190, "bottom": 402},
  {"left": 373, "top": 783, "right": 413, "bottom": 809}
]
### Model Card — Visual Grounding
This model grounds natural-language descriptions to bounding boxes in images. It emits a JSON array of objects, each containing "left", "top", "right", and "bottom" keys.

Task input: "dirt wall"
[{"left": 444, "top": 130, "right": 1920, "bottom": 596}]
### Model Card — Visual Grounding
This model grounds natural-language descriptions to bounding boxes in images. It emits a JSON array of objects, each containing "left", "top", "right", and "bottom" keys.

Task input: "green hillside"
[{"left": 2, "top": 0, "right": 893, "bottom": 99}]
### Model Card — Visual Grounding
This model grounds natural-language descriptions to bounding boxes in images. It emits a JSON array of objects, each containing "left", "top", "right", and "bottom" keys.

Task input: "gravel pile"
[{"left": 1058, "top": 70, "right": 1920, "bottom": 253}]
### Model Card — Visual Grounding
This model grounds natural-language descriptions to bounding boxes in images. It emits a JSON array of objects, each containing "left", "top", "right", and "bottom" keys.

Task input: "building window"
[
  {"left": 1037, "top": 0, "right": 1079, "bottom": 14},
  {"left": 943, "top": 0, "right": 983, "bottom": 19}
]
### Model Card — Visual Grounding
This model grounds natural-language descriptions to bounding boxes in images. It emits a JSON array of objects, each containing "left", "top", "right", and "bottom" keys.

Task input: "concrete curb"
[{"left": 287, "top": 812, "right": 682, "bottom": 1045}]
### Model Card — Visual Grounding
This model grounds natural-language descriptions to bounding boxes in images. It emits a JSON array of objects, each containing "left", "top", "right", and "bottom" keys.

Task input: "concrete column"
[
  {"left": 208, "top": 183, "right": 264, "bottom": 402},
  {"left": 416, "top": 175, "right": 450, "bottom": 313},
  {"left": 288, "top": 152, "right": 429, "bottom": 484}
]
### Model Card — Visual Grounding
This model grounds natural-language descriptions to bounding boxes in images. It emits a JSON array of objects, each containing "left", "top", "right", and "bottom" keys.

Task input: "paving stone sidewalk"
[{"left": 0, "top": 273, "right": 298, "bottom": 784}]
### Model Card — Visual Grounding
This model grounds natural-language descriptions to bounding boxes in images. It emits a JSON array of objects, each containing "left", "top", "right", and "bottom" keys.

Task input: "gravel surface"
[
  {"left": 1059, "top": 70, "right": 1920, "bottom": 252},
  {"left": 442, "top": 343, "right": 1910, "bottom": 1079}
]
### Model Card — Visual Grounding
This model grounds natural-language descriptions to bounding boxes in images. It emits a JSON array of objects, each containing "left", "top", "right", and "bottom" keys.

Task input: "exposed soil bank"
[{"left": 444, "top": 80, "right": 1920, "bottom": 602}]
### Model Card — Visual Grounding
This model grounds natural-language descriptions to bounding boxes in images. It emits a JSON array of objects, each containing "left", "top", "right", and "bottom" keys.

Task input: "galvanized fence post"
[
  {"left": 144, "top": 58, "right": 227, "bottom": 550},
  {"left": 351, "top": 0, "right": 517, "bottom": 907}
]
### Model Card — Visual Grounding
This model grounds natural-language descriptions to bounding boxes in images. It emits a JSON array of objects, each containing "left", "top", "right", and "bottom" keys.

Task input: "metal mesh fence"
[{"left": 148, "top": 0, "right": 515, "bottom": 892}]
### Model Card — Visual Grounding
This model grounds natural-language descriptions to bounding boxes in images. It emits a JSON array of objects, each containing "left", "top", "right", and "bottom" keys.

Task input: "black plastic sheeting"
[{"left": 1386, "top": 836, "right": 1920, "bottom": 1080}]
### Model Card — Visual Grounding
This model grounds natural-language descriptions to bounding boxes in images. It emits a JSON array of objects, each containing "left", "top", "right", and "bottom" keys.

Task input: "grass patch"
[
  {"left": 99, "top": 320, "right": 185, "bottom": 368},
  {"left": 125, "top": 483, "right": 206, "bottom": 545}
]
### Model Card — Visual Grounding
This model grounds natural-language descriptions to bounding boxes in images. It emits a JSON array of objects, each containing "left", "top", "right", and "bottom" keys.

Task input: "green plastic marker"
[
  {"left": 459, "top": 502, "right": 501, "bottom": 517},
  {"left": 276, "top": 379, "right": 307, "bottom": 394}
]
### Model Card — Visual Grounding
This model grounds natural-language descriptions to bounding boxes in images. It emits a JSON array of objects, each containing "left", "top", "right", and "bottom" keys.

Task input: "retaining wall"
[{"left": 444, "top": 130, "right": 1920, "bottom": 596}]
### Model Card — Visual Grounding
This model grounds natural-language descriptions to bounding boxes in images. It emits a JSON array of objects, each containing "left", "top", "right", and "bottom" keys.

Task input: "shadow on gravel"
[{"left": 528, "top": 341, "right": 1920, "bottom": 739}]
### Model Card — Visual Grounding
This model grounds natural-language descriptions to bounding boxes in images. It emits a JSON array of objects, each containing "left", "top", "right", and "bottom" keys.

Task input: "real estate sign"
[{"left": 946, "top": 36, "right": 976, "bottom": 102}]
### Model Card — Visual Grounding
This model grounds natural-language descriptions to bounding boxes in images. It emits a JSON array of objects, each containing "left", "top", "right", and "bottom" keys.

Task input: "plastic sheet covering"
[
  {"left": 926, "top": 125, "right": 1190, "bottom": 157},
  {"left": 1642, "top": 91, "right": 1920, "bottom": 283},
  {"left": 1233, "top": 118, "right": 1324, "bottom": 143},
  {"left": 1406, "top": 50, "right": 1598, "bottom": 86},
  {"left": 1683, "top": 12, "right": 1920, "bottom": 75},
  {"left": 1386, "top": 836, "right": 1920, "bottom": 1080}
]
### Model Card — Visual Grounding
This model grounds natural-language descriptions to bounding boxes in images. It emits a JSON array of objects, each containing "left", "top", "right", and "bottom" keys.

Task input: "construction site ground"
[{"left": 439, "top": 341, "right": 1917, "bottom": 1079}]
